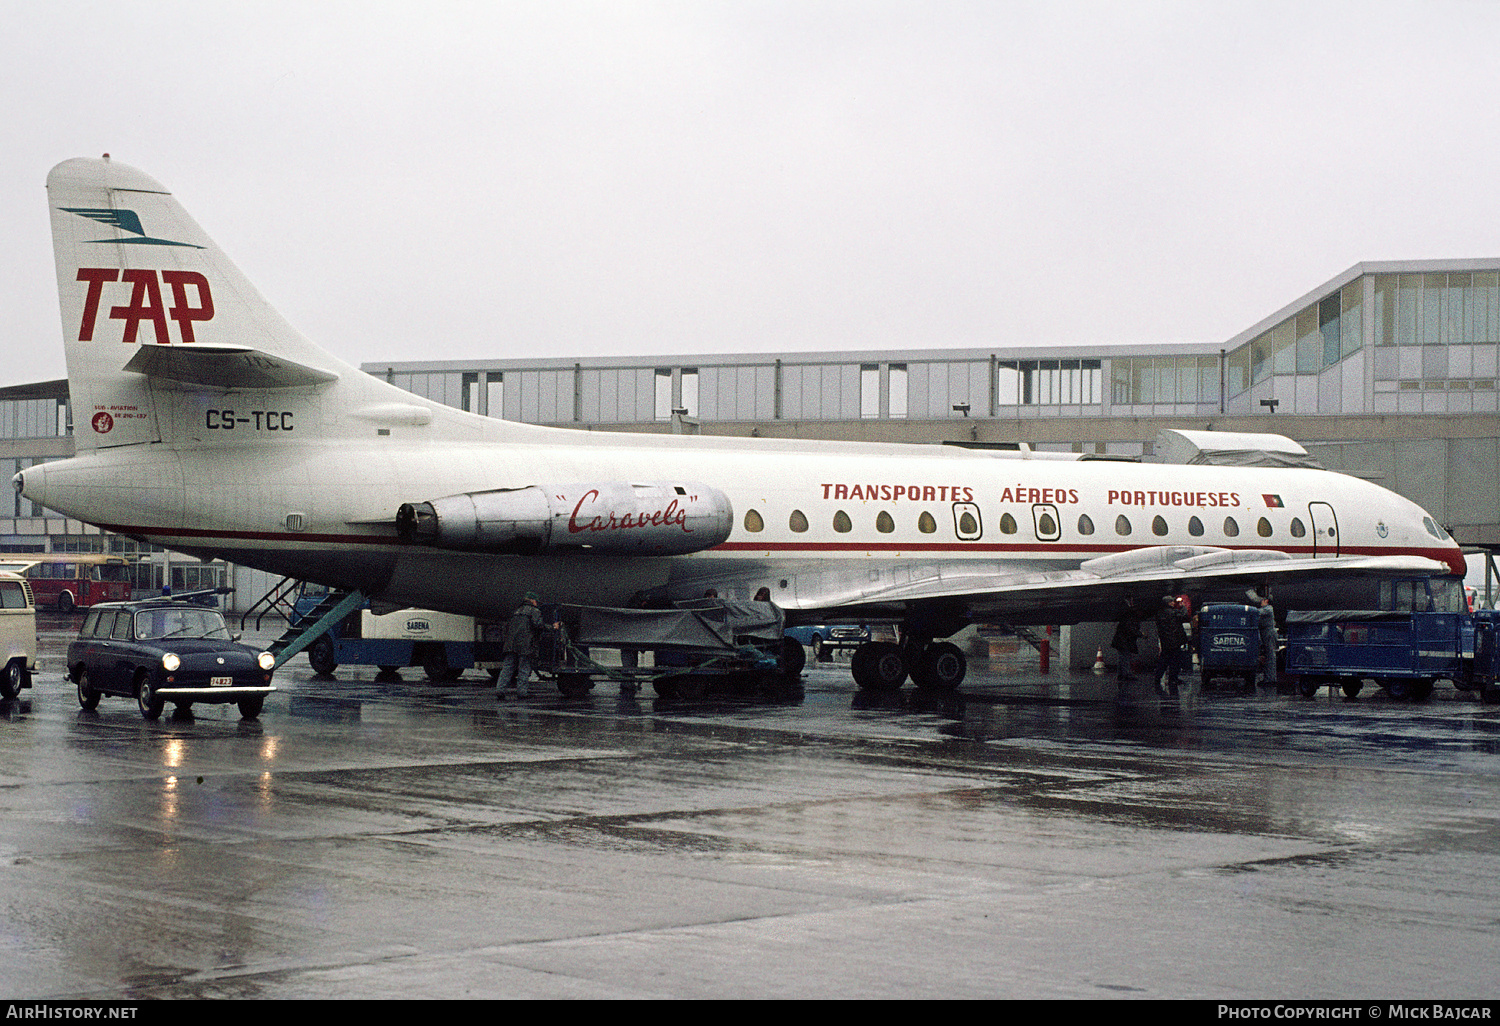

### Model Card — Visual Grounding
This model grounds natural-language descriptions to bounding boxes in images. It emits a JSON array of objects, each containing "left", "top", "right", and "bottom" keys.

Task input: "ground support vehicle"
[
  {"left": 67, "top": 599, "right": 276, "bottom": 719},
  {"left": 284, "top": 587, "right": 501, "bottom": 682},
  {"left": 310, "top": 607, "right": 502, "bottom": 683},
  {"left": 1198, "top": 603, "right": 1263, "bottom": 690},
  {"left": 1283, "top": 608, "right": 1494, "bottom": 701},
  {"left": 536, "top": 600, "right": 800, "bottom": 699},
  {"left": 784, "top": 624, "right": 871, "bottom": 662},
  {"left": 0, "top": 573, "right": 37, "bottom": 699}
]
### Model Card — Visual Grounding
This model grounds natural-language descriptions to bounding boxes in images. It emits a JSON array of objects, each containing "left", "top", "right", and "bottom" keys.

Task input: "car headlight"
[
  {"left": 257, "top": 651, "right": 275, "bottom": 671},
  {"left": 161, "top": 653, "right": 180, "bottom": 672}
]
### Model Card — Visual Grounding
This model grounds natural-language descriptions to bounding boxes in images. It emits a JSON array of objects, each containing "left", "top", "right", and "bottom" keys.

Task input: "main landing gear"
[{"left": 849, "top": 635, "right": 967, "bottom": 692}]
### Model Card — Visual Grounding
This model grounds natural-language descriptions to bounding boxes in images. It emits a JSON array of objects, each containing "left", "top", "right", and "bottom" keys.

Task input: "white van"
[{"left": 0, "top": 572, "right": 38, "bottom": 699}]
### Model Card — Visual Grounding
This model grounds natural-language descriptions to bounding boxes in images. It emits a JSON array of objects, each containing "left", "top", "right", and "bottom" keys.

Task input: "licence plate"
[{"left": 210, "top": 676, "right": 232, "bottom": 686}]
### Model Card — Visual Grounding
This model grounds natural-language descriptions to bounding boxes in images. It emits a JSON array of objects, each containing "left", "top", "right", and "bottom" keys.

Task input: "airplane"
[{"left": 16, "top": 156, "right": 1466, "bottom": 690}]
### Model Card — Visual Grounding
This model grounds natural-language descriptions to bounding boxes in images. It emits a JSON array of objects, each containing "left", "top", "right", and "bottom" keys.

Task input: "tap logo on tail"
[{"left": 61, "top": 208, "right": 202, "bottom": 248}]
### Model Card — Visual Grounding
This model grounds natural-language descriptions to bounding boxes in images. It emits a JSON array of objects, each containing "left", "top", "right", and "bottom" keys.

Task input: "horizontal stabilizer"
[
  {"left": 123, "top": 346, "right": 340, "bottom": 390},
  {"left": 123, "top": 345, "right": 339, "bottom": 389}
]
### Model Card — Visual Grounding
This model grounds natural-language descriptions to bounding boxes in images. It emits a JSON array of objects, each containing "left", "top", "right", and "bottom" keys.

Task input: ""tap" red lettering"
[{"left": 75, "top": 268, "right": 215, "bottom": 344}]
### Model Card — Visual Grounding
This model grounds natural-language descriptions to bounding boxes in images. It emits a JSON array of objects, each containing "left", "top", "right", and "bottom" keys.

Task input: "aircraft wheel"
[
  {"left": 421, "top": 647, "right": 451, "bottom": 683},
  {"left": 308, "top": 635, "right": 338, "bottom": 676},
  {"left": 237, "top": 696, "right": 264, "bottom": 719},
  {"left": 0, "top": 659, "right": 25, "bottom": 700},
  {"left": 136, "top": 676, "right": 164, "bottom": 721},
  {"left": 654, "top": 677, "right": 705, "bottom": 700},
  {"left": 912, "top": 642, "right": 966, "bottom": 691},
  {"left": 1341, "top": 681, "right": 1363, "bottom": 699},
  {"left": 557, "top": 673, "right": 594, "bottom": 699},
  {"left": 76, "top": 668, "right": 100, "bottom": 711},
  {"left": 781, "top": 637, "right": 806, "bottom": 679},
  {"left": 852, "top": 642, "right": 906, "bottom": 691},
  {"left": 811, "top": 635, "right": 829, "bottom": 662}
]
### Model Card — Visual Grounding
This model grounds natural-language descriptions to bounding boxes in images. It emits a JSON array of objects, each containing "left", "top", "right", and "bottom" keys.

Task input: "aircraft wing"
[{"left": 680, "top": 546, "right": 1454, "bottom": 626}]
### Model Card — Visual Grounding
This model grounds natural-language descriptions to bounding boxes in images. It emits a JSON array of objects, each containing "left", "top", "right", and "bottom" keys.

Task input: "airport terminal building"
[{"left": 4, "top": 258, "right": 1500, "bottom": 607}]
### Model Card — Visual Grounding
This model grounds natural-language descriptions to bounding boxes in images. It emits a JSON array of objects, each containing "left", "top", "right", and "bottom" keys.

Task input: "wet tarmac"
[{"left": 2, "top": 617, "right": 1499, "bottom": 999}]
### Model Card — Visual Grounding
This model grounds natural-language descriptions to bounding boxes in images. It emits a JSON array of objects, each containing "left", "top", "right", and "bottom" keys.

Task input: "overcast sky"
[{"left": 4, "top": 0, "right": 1500, "bottom": 385}]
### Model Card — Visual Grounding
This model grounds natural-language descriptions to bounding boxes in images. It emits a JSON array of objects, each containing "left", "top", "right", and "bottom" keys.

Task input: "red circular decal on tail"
[{"left": 91, "top": 412, "right": 113, "bottom": 434}]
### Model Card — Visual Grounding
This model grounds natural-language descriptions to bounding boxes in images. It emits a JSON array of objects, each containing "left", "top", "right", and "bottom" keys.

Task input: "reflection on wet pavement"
[{"left": 1, "top": 620, "right": 1497, "bottom": 998}]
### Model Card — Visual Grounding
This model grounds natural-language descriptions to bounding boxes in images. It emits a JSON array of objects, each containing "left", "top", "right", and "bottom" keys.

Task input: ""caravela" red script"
[{"left": 567, "top": 489, "right": 693, "bottom": 534}]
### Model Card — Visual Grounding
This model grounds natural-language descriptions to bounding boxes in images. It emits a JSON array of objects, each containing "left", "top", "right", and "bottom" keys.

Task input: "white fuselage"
[{"left": 19, "top": 426, "right": 1465, "bottom": 623}]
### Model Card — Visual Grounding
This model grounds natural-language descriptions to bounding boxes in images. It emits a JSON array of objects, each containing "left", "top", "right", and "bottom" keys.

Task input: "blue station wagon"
[{"left": 68, "top": 599, "right": 277, "bottom": 720}]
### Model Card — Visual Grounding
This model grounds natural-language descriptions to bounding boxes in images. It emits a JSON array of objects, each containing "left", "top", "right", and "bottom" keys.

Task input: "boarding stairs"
[{"left": 266, "top": 587, "right": 366, "bottom": 670}]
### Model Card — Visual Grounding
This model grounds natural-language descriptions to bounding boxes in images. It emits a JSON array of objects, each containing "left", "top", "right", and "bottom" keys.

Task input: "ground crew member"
[
  {"left": 1111, "top": 595, "right": 1142, "bottom": 683},
  {"left": 1153, "top": 594, "right": 1190, "bottom": 694},
  {"left": 496, "top": 592, "right": 557, "bottom": 700},
  {"left": 1247, "top": 586, "right": 1278, "bottom": 687}
]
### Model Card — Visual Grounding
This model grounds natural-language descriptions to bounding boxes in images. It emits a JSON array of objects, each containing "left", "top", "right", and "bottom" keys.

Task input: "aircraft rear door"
[{"left": 1309, "top": 501, "right": 1339, "bottom": 558}]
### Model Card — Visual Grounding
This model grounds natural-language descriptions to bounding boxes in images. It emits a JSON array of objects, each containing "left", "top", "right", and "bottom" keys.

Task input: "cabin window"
[
  {"left": 1257, "top": 517, "right": 1273, "bottom": 538},
  {"left": 918, "top": 511, "right": 937, "bottom": 534},
  {"left": 1223, "top": 517, "right": 1240, "bottom": 537},
  {"left": 999, "top": 513, "right": 1018, "bottom": 534},
  {"left": 743, "top": 510, "right": 764, "bottom": 533},
  {"left": 958, "top": 510, "right": 979, "bottom": 536},
  {"left": 1152, "top": 515, "right": 1168, "bottom": 537},
  {"left": 1289, "top": 518, "right": 1306, "bottom": 538},
  {"left": 876, "top": 511, "right": 895, "bottom": 533},
  {"left": 789, "top": 510, "right": 809, "bottom": 533},
  {"left": 1188, "top": 516, "right": 1204, "bottom": 537},
  {"left": 1115, "top": 515, "right": 1132, "bottom": 536},
  {"left": 833, "top": 511, "right": 853, "bottom": 533},
  {"left": 1077, "top": 514, "right": 1094, "bottom": 535},
  {"left": 1037, "top": 511, "right": 1057, "bottom": 536}
]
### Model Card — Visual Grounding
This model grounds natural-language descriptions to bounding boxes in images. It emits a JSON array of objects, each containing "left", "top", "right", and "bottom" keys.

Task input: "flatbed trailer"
[{"left": 535, "top": 600, "right": 803, "bottom": 699}]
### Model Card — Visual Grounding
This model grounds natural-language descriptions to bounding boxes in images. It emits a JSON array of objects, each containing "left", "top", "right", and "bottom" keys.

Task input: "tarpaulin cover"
[
  {"left": 1285, "top": 609, "right": 1413, "bottom": 624},
  {"left": 561, "top": 601, "right": 784, "bottom": 652}
]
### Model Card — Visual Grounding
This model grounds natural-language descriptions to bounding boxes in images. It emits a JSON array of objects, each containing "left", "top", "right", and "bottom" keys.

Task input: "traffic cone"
[{"left": 1093, "top": 648, "right": 1106, "bottom": 673}]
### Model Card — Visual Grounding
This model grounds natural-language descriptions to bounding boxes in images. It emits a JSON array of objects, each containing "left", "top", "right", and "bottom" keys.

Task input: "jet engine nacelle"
[{"left": 396, "top": 481, "right": 733, "bottom": 556}]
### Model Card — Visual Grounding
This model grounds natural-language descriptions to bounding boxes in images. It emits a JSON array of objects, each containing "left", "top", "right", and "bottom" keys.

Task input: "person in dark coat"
[
  {"left": 495, "top": 592, "right": 556, "bottom": 699},
  {"left": 1153, "top": 594, "right": 1190, "bottom": 694},
  {"left": 1111, "top": 596, "right": 1142, "bottom": 682}
]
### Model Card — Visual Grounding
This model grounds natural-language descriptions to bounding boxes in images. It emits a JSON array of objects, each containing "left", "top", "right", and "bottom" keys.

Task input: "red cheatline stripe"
[{"left": 97, "top": 522, "right": 1455, "bottom": 566}]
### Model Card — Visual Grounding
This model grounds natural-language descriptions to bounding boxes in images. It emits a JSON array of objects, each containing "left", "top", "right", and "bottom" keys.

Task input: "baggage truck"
[
  {"left": 1283, "top": 576, "right": 1500, "bottom": 702},
  {"left": 1197, "top": 603, "right": 1264, "bottom": 691}
]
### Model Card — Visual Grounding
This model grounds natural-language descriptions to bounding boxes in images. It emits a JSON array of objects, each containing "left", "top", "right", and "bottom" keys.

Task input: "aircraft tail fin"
[{"left": 46, "top": 157, "right": 402, "bottom": 451}]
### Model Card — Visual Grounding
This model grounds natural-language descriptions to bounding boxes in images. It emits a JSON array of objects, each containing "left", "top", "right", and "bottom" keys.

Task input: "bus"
[{"left": 0, "top": 554, "right": 132, "bottom": 612}]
